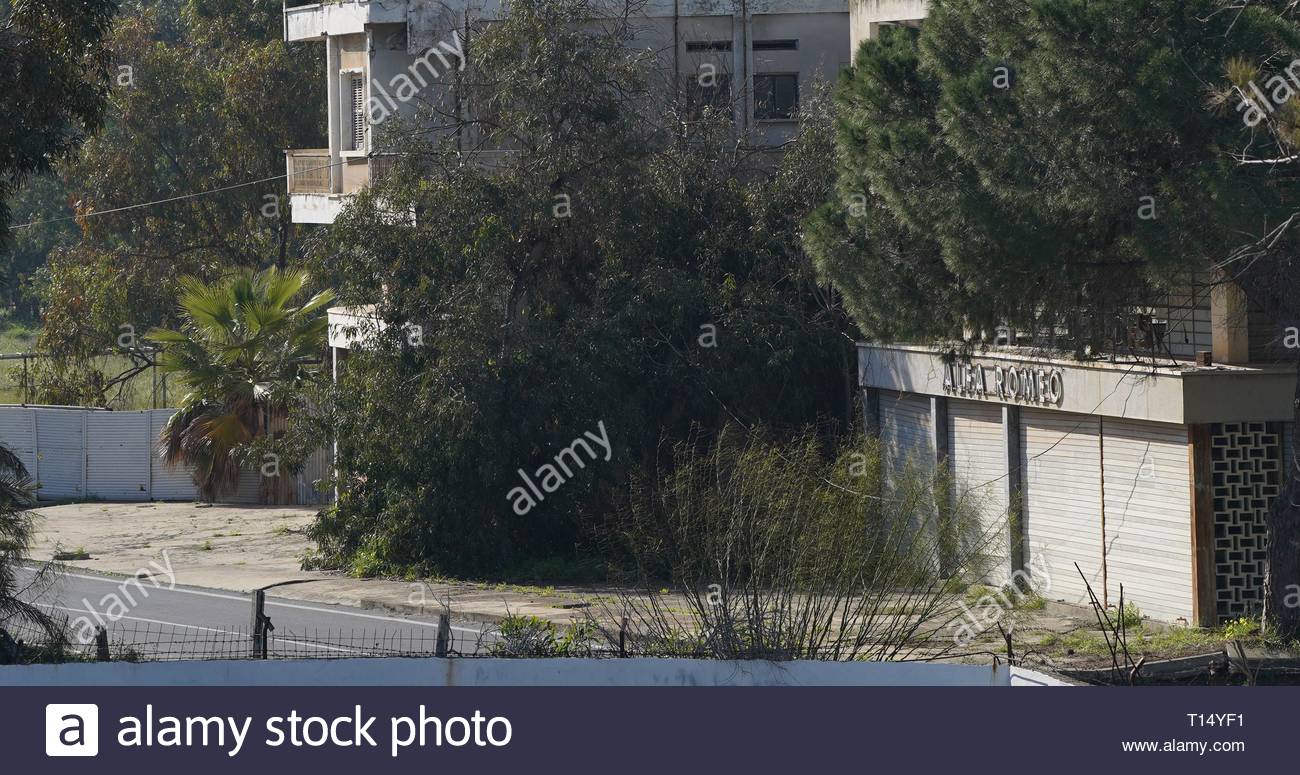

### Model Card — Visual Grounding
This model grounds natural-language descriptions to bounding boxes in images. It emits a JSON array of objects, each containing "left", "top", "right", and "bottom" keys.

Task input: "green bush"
[
  {"left": 489, "top": 615, "right": 599, "bottom": 658},
  {"left": 304, "top": 0, "right": 853, "bottom": 579}
]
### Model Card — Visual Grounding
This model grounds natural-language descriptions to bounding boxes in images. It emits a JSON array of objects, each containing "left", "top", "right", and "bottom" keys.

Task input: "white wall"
[
  {"left": 0, "top": 656, "right": 1012, "bottom": 686},
  {"left": 0, "top": 406, "right": 330, "bottom": 505}
]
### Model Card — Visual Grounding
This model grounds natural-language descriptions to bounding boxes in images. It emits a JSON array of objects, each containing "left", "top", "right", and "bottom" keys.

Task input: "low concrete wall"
[{"left": 0, "top": 657, "right": 1013, "bottom": 687}]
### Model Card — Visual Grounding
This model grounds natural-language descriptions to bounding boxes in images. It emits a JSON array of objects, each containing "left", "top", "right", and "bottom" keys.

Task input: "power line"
[{"left": 5, "top": 158, "right": 349, "bottom": 231}]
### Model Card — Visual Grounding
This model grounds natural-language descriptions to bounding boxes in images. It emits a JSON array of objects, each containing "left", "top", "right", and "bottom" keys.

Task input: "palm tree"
[
  {"left": 0, "top": 443, "right": 62, "bottom": 654},
  {"left": 148, "top": 268, "right": 335, "bottom": 503}
]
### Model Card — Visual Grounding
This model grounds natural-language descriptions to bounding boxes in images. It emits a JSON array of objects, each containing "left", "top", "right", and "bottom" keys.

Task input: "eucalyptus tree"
[
  {"left": 306, "top": 0, "right": 856, "bottom": 578},
  {"left": 31, "top": 0, "right": 324, "bottom": 405},
  {"left": 0, "top": 0, "right": 117, "bottom": 242}
]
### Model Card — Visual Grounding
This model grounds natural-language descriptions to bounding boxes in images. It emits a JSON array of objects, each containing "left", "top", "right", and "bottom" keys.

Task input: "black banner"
[{"left": 1, "top": 686, "right": 1286, "bottom": 771}]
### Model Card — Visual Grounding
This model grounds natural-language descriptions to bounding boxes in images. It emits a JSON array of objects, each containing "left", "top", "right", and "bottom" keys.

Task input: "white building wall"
[{"left": 848, "top": 0, "right": 928, "bottom": 51}]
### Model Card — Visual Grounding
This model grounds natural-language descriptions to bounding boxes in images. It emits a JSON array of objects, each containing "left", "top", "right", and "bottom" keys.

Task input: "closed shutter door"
[
  {"left": 150, "top": 409, "right": 198, "bottom": 501},
  {"left": 0, "top": 408, "right": 37, "bottom": 484},
  {"left": 949, "top": 400, "right": 1011, "bottom": 584},
  {"left": 34, "top": 409, "right": 85, "bottom": 499},
  {"left": 231, "top": 466, "right": 263, "bottom": 504},
  {"left": 880, "top": 393, "right": 933, "bottom": 486},
  {"left": 1101, "top": 419, "right": 1193, "bottom": 622},
  {"left": 85, "top": 412, "right": 149, "bottom": 501},
  {"left": 1022, "top": 409, "right": 1103, "bottom": 606}
]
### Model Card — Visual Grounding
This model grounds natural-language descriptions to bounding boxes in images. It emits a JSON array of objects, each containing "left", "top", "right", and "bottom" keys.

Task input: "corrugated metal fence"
[{"left": 0, "top": 405, "right": 331, "bottom": 505}]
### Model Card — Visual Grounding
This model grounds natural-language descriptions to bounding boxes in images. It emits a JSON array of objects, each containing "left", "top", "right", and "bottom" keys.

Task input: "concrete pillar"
[
  {"left": 326, "top": 36, "right": 342, "bottom": 193},
  {"left": 1211, "top": 274, "right": 1250, "bottom": 365},
  {"left": 1188, "top": 424, "right": 1217, "bottom": 627},
  {"left": 930, "top": 396, "right": 948, "bottom": 465},
  {"left": 1003, "top": 405, "right": 1025, "bottom": 576}
]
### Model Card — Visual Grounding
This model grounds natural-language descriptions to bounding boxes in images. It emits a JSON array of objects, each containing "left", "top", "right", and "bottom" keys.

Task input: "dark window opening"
[
  {"left": 754, "top": 73, "right": 799, "bottom": 120},
  {"left": 753, "top": 39, "right": 798, "bottom": 51},
  {"left": 686, "top": 40, "right": 733, "bottom": 52}
]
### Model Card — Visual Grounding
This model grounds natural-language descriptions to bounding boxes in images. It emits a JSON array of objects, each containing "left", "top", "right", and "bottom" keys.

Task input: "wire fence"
[
  {"left": 0, "top": 617, "right": 493, "bottom": 664},
  {"left": 0, "top": 616, "right": 876, "bottom": 664}
]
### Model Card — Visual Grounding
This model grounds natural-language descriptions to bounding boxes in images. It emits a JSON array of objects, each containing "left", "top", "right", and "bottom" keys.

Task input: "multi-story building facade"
[{"left": 282, "top": 0, "right": 851, "bottom": 224}]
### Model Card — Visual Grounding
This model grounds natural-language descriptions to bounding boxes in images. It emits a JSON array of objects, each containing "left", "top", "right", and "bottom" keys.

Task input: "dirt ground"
[
  {"left": 25, "top": 501, "right": 597, "bottom": 625},
  {"left": 28, "top": 501, "right": 319, "bottom": 591},
  {"left": 24, "top": 501, "right": 1285, "bottom": 678}
]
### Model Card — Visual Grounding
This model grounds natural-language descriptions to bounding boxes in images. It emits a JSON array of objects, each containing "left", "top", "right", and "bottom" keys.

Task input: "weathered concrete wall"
[
  {"left": 0, "top": 657, "right": 1012, "bottom": 686},
  {"left": 848, "top": 0, "right": 928, "bottom": 52}
]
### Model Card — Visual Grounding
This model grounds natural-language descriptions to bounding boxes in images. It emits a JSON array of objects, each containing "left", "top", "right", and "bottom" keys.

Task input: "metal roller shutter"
[
  {"left": 34, "top": 408, "right": 85, "bottom": 500},
  {"left": 1101, "top": 419, "right": 1193, "bottom": 623},
  {"left": 948, "top": 400, "right": 1011, "bottom": 584},
  {"left": 1021, "top": 409, "right": 1103, "bottom": 606},
  {"left": 880, "top": 392, "right": 933, "bottom": 487},
  {"left": 85, "top": 411, "right": 150, "bottom": 501}
]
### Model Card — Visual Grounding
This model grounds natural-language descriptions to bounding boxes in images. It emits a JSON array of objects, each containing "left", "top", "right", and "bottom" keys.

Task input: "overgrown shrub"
[{"left": 585, "top": 424, "right": 1005, "bottom": 661}]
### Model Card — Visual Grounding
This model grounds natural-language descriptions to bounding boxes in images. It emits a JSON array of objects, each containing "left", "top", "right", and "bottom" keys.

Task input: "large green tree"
[
  {"left": 811, "top": 0, "right": 1300, "bottom": 632},
  {"left": 0, "top": 0, "right": 117, "bottom": 242},
  {"left": 306, "top": 0, "right": 855, "bottom": 579},
  {"left": 31, "top": 0, "right": 325, "bottom": 404}
]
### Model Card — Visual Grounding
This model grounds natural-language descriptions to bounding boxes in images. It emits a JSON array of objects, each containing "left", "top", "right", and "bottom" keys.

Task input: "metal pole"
[
  {"left": 435, "top": 612, "right": 450, "bottom": 657},
  {"left": 251, "top": 589, "right": 267, "bottom": 659}
]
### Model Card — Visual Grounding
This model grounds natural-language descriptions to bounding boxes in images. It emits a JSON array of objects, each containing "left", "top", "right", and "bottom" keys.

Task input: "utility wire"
[{"left": 5, "top": 158, "right": 349, "bottom": 231}]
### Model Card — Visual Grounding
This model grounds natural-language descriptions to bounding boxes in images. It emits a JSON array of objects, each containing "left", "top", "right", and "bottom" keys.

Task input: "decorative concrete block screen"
[
  {"left": 0, "top": 406, "right": 331, "bottom": 505},
  {"left": 1211, "top": 421, "right": 1281, "bottom": 622}
]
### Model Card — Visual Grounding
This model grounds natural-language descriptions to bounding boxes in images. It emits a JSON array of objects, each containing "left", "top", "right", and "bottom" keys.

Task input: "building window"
[
  {"left": 343, "top": 72, "right": 366, "bottom": 151},
  {"left": 754, "top": 73, "right": 798, "bottom": 120},
  {"left": 686, "top": 40, "right": 732, "bottom": 52},
  {"left": 684, "top": 74, "right": 732, "bottom": 118},
  {"left": 753, "top": 39, "right": 798, "bottom": 51}
]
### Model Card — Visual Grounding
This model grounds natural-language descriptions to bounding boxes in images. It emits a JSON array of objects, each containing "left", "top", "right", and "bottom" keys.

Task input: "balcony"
[
  {"left": 285, "top": 150, "right": 405, "bottom": 224},
  {"left": 286, "top": 148, "right": 332, "bottom": 193},
  {"left": 282, "top": 1, "right": 410, "bottom": 43}
]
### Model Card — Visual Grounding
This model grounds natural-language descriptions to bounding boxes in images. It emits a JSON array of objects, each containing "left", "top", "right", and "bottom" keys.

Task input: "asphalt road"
[{"left": 14, "top": 565, "right": 494, "bottom": 659}]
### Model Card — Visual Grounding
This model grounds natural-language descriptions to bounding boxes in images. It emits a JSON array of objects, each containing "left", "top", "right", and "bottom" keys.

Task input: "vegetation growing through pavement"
[{"left": 580, "top": 426, "right": 1004, "bottom": 661}]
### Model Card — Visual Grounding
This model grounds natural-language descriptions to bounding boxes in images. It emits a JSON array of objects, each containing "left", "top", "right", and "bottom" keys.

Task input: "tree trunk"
[{"left": 1265, "top": 357, "right": 1300, "bottom": 637}]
